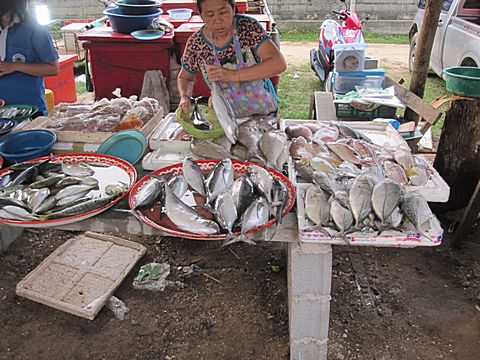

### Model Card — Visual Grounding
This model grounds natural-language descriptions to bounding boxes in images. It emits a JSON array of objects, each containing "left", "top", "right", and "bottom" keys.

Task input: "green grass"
[
  {"left": 75, "top": 81, "right": 87, "bottom": 95},
  {"left": 277, "top": 64, "right": 322, "bottom": 119},
  {"left": 280, "top": 29, "right": 408, "bottom": 44}
]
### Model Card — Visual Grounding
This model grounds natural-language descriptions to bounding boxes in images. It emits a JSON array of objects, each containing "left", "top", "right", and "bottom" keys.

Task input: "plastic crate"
[
  {"left": 334, "top": 102, "right": 396, "bottom": 120},
  {"left": 334, "top": 73, "right": 384, "bottom": 94}
]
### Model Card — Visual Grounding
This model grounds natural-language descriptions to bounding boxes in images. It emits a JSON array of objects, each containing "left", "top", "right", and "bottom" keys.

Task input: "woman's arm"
[
  {"left": 177, "top": 67, "right": 196, "bottom": 113},
  {"left": 0, "top": 60, "right": 59, "bottom": 77},
  {"left": 207, "top": 39, "right": 287, "bottom": 83}
]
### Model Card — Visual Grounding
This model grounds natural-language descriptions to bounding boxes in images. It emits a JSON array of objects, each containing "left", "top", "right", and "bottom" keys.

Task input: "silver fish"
[
  {"left": 305, "top": 185, "right": 330, "bottom": 227},
  {"left": 168, "top": 175, "right": 189, "bottom": 199},
  {"left": 164, "top": 183, "right": 220, "bottom": 235},
  {"left": 215, "top": 192, "right": 238, "bottom": 243},
  {"left": 247, "top": 165, "right": 273, "bottom": 203},
  {"left": 259, "top": 131, "right": 289, "bottom": 170},
  {"left": 42, "top": 195, "right": 115, "bottom": 220},
  {"left": 349, "top": 175, "right": 374, "bottom": 228},
  {"left": 191, "top": 139, "right": 233, "bottom": 160},
  {"left": 28, "top": 188, "right": 50, "bottom": 213},
  {"left": 205, "top": 158, "right": 234, "bottom": 205},
  {"left": 271, "top": 179, "right": 287, "bottom": 225},
  {"left": 224, "top": 197, "right": 270, "bottom": 246},
  {"left": 229, "top": 176, "right": 257, "bottom": 219},
  {"left": 55, "top": 184, "right": 97, "bottom": 201},
  {"left": 105, "top": 183, "right": 127, "bottom": 196},
  {"left": 133, "top": 177, "right": 165, "bottom": 211},
  {"left": 335, "top": 122, "right": 372, "bottom": 143},
  {"left": 55, "top": 176, "right": 83, "bottom": 188},
  {"left": 294, "top": 159, "right": 314, "bottom": 183},
  {"left": 56, "top": 191, "right": 92, "bottom": 207},
  {"left": 330, "top": 199, "right": 354, "bottom": 239},
  {"left": 10, "top": 165, "right": 39, "bottom": 186},
  {"left": 326, "top": 142, "right": 364, "bottom": 165},
  {"left": 401, "top": 191, "right": 440, "bottom": 240},
  {"left": 33, "top": 196, "right": 57, "bottom": 214},
  {"left": 61, "top": 162, "right": 95, "bottom": 177},
  {"left": 29, "top": 174, "right": 64, "bottom": 189},
  {"left": 211, "top": 82, "right": 238, "bottom": 144},
  {"left": 0, "top": 206, "right": 38, "bottom": 221},
  {"left": 312, "top": 171, "right": 339, "bottom": 196},
  {"left": 182, "top": 157, "right": 206, "bottom": 196},
  {"left": 238, "top": 120, "right": 263, "bottom": 160},
  {"left": 371, "top": 179, "right": 402, "bottom": 225},
  {"left": 393, "top": 149, "right": 414, "bottom": 170},
  {"left": 0, "top": 196, "right": 28, "bottom": 209}
]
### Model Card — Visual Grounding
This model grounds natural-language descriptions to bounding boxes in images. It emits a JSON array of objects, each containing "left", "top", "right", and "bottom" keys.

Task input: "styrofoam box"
[
  {"left": 281, "top": 119, "right": 450, "bottom": 203},
  {"left": 148, "top": 112, "right": 185, "bottom": 150},
  {"left": 142, "top": 140, "right": 193, "bottom": 171},
  {"left": 296, "top": 183, "right": 443, "bottom": 247}
]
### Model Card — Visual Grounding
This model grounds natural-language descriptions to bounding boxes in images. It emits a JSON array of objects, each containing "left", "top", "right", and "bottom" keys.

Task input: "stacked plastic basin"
[{"left": 104, "top": 1, "right": 162, "bottom": 34}]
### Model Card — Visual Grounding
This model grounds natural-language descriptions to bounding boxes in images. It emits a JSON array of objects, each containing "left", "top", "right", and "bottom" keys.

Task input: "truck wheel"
[{"left": 409, "top": 33, "right": 418, "bottom": 73}]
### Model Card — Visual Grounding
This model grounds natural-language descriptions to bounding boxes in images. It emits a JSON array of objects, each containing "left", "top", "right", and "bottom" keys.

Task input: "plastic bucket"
[
  {"left": 104, "top": 7, "right": 162, "bottom": 34},
  {"left": 443, "top": 66, "right": 480, "bottom": 98}
]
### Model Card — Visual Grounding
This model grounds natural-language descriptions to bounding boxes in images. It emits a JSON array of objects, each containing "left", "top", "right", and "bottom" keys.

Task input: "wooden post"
[
  {"left": 404, "top": 0, "right": 443, "bottom": 122},
  {"left": 433, "top": 99, "right": 480, "bottom": 212}
]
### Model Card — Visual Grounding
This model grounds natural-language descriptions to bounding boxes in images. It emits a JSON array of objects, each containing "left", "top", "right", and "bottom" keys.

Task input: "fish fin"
[
  {"left": 304, "top": 225, "right": 332, "bottom": 237},
  {"left": 339, "top": 231, "right": 352, "bottom": 245},
  {"left": 222, "top": 233, "right": 256, "bottom": 247}
]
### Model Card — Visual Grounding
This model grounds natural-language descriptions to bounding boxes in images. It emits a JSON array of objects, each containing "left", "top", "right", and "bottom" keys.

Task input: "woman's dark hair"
[
  {"left": 0, "top": 0, "right": 29, "bottom": 23},
  {"left": 197, "top": 0, "right": 235, "bottom": 14}
]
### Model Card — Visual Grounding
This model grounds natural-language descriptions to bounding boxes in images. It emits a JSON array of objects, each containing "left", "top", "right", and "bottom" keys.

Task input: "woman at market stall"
[
  {"left": 0, "top": 0, "right": 59, "bottom": 116},
  {"left": 177, "top": 0, "right": 287, "bottom": 117}
]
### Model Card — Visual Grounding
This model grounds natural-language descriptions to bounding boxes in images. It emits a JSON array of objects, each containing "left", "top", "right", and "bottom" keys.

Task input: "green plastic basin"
[
  {"left": 443, "top": 66, "right": 480, "bottom": 98},
  {"left": 175, "top": 105, "right": 225, "bottom": 140}
]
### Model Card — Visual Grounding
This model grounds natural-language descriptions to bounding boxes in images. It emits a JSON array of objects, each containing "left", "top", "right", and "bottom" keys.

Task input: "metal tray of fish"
[
  {"left": 295, "top": 183, "right": 443, "bottom": 247},
  {"left": 0, "top": 153, "right": 137, "bottom": 228},
  {"left": 129, "top": 159, "right": 296, "bottom": 241},
  {"left": 282, "top": 119, "right": 450, "bottom": 202}
]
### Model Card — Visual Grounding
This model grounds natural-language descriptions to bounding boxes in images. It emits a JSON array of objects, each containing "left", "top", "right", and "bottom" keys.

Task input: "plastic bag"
[
  {"left": 133, "top": 263, "right": 170, "bottom": 291},
  {"left": 106, "top": 296, "right": 129, "bottom": 320}
]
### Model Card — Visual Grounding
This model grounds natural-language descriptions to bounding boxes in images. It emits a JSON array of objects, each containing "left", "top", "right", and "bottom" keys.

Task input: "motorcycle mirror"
[{"left": 339, "top": 0, "right": 349, "bottom": 11}]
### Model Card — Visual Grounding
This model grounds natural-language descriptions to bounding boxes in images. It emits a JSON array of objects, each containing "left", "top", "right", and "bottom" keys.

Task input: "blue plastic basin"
[
  {"left": 104, "top": 7, "right": 162, "bottom": 34},
  {"left": 0, "top": 130, "right": 56, "bottom": 164}
]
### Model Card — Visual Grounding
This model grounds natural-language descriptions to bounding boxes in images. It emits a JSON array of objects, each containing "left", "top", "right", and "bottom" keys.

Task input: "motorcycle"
[{"left": 310, "top": 0, "right": 366, "bottom": 91}]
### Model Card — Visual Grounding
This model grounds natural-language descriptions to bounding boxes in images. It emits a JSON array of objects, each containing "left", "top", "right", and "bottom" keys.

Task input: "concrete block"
[
  {"left": 291, "top": 339, "right": 328, "bottom": 360},
  {"left": 290, "top": 297, "right": 331, "bottom": 340},
  {"left": 288, "top": 243, "right": 332, "bottom": 296}
]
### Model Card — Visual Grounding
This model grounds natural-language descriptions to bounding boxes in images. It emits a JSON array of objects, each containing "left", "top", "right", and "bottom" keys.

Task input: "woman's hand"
[
  {"left": 178, "top": 95, "right": 192, "bottom": 114},
  {"left": 0, "top": 61, "right": 17, "bottom": 77},
  {"left": 207, "top": 64, "right": 238, "bottom": 82}
]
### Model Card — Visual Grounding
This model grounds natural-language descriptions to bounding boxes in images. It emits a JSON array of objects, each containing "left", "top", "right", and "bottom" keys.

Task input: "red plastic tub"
[
  {"left": 44, "top": 54, "right": 78, "bottom": 104},
  {"left": 79, "top": 27, "right": 174, "bottom": 100}
]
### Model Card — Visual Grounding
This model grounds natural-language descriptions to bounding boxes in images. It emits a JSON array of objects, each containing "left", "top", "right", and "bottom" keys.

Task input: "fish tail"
[{"left": 222, "top": 232, "right": 240, "bottom": 247}]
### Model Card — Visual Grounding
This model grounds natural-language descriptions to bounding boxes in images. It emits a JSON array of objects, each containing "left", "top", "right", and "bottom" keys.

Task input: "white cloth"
[{"left": 0, "top": 16, "right": 20, "bottom": 61}]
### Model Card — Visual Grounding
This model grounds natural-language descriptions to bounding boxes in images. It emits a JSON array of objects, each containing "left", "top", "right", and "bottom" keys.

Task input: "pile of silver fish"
[
  {"left": 292, "top": 122, "right": 442, "bottom": 241},
  {"left": 0, "top": 159, "right": 127, "bottom": 222},
  {"left": 132, "top": 157, "right": 289, "bottom": 245},
  {"left": 190, "top": 116, "right": 289, "bottom": 171},
  {"left": 287, "top": 121, "right": 432, "bottom": 187}
]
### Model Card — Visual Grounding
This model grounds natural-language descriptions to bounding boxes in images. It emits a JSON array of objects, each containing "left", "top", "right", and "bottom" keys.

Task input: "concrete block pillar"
[{"left": 288, "top": 242, "right": 332, "bottom": 360}]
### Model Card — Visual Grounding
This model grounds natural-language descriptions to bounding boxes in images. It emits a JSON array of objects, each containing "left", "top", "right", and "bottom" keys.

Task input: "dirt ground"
[{"left": 1, "top": 43, "right": 479, "bottom": 359}]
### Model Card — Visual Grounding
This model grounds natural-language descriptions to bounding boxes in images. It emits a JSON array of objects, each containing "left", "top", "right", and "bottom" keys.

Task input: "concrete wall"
[
  {"left": 268, "top": 0, "right": 418, "bottom": 21},
  {"left": 32, "top": 0, "right": 106, "bottom": 21},
  {"left": 33, "top": 0, "right": 418, "bottom": 33}
]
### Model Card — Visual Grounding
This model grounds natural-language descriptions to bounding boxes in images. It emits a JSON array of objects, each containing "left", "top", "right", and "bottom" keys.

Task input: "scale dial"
[{"left": 342, "top": 55, "right": 360, "bottom": 71}]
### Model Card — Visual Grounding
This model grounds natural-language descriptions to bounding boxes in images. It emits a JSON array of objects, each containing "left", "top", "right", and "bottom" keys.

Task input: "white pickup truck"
[{"left": 409, "top": 0, "right": 480, "bottom": 76}]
